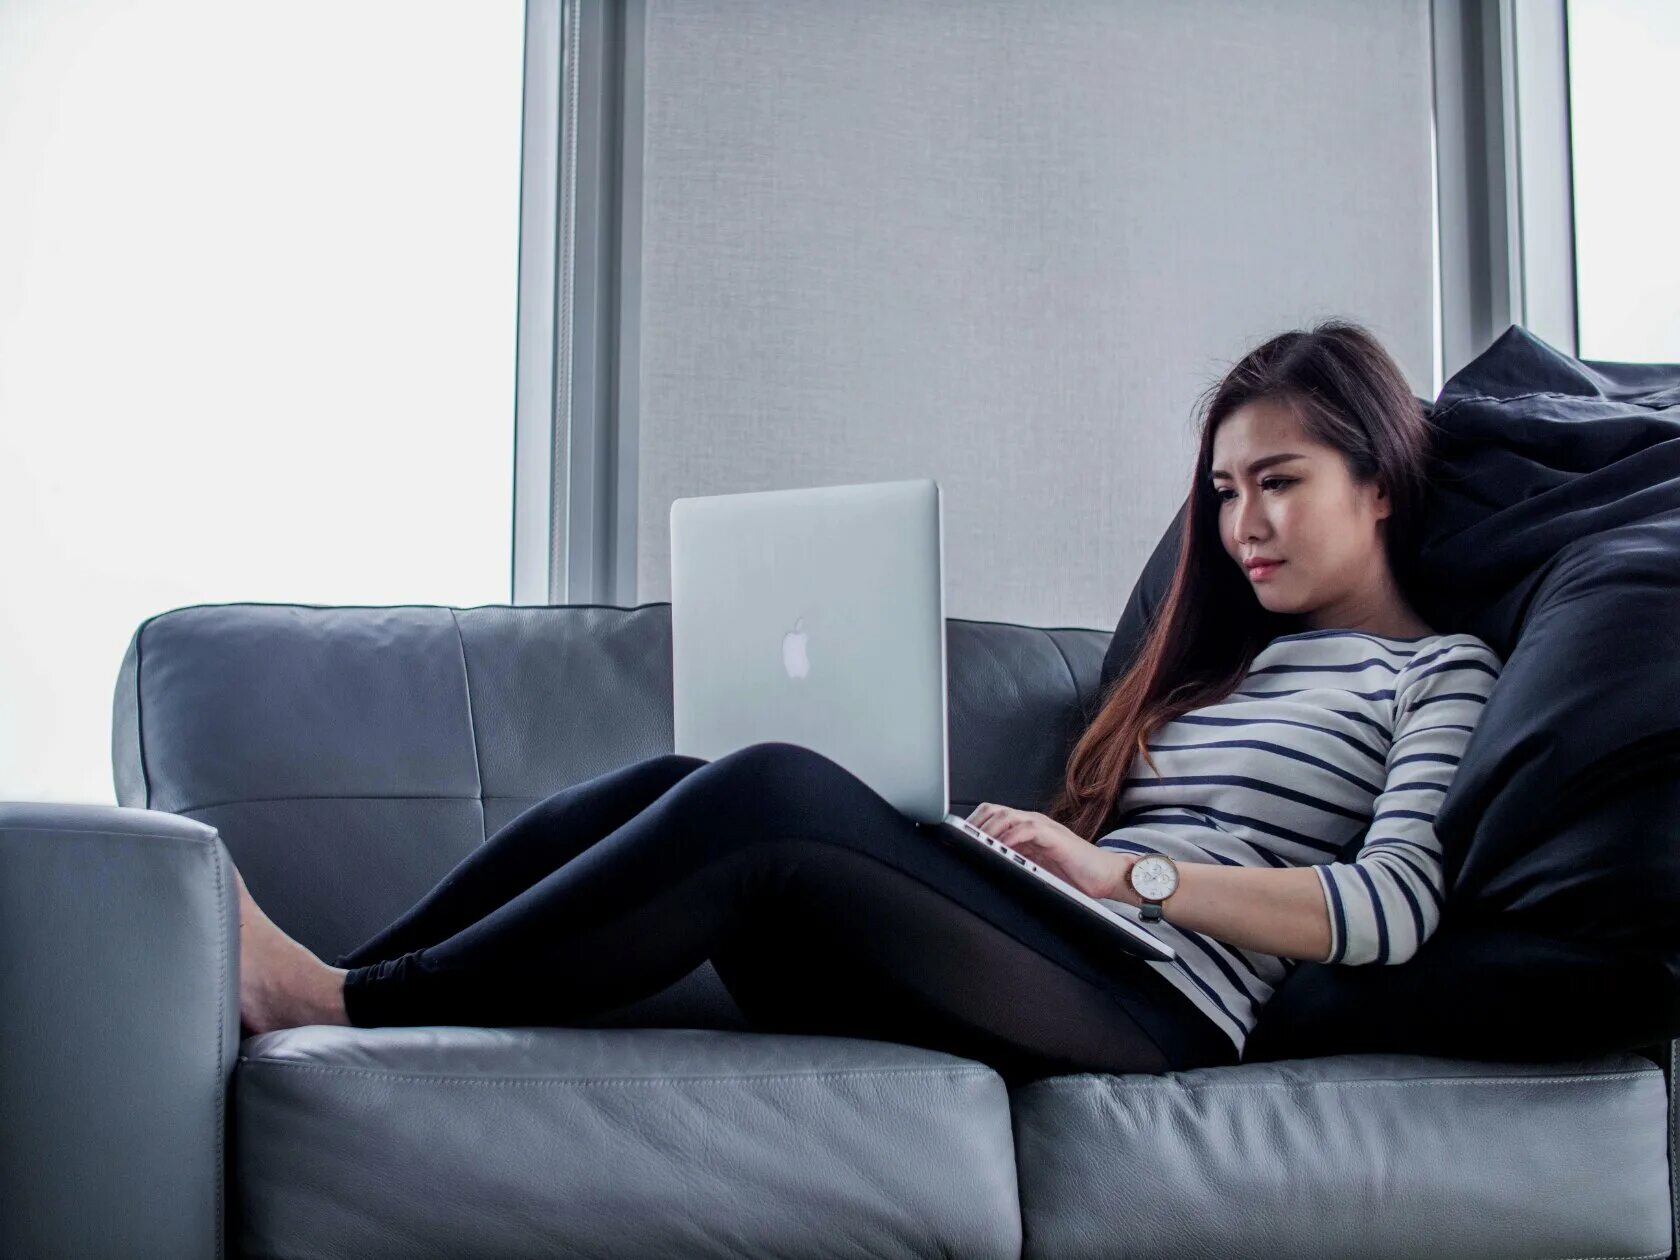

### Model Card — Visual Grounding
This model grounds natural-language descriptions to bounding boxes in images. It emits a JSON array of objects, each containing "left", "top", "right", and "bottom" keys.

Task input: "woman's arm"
[
  {"left": 982, "top": 808, "right": 1332, "bottom": 963},
  {"left": 1105, "top": 855, "right": 1334, "bottom": 963},
  {"left": 1104, "top": 637, "right": 1503, "bottom": 966}
]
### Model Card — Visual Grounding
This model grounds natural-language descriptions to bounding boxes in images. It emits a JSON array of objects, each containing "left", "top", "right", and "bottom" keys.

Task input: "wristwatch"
[{"left": 1128, "top": 853, "right": 1181, "bottom": 923}]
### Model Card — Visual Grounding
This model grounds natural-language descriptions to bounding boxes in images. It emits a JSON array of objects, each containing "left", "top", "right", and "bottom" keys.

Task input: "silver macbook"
[{"left": 669, "top": 477, "right": 1175, "bottom": 963}]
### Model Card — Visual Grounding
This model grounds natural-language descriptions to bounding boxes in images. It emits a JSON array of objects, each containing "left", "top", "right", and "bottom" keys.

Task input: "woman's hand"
[{"left": 968, "top": 803, "right": 1136, "bottom": 903}]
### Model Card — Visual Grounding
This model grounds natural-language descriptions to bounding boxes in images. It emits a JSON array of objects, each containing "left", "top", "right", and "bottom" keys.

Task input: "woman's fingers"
[{"left": 971, "top": 805, "right": 1032, "bottom": 848}]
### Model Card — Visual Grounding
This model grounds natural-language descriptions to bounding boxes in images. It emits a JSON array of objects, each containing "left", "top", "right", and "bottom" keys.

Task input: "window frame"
[{"left": 1431, "top": 0, "right": 1577, "bottom": 383}]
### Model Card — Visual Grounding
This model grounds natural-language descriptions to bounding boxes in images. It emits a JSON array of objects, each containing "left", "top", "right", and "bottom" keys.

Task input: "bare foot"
[{"left": 234, "top": 864, "right": 351, "bottom": 1036}]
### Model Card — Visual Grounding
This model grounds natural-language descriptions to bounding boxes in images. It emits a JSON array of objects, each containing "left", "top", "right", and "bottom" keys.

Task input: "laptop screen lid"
[{"left": 670, "top": 478, "right": 950, "bottom": 823}]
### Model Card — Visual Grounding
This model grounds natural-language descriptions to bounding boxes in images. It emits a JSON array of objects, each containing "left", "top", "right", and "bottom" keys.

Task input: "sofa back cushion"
[{"left": 112, "top": 603, "right": 1109, "bottom": 960}]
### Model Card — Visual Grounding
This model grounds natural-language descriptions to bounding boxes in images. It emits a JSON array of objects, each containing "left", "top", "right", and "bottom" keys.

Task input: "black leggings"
[{"left": 333, "top": 741, "right": 1237, "bottom": 1082}]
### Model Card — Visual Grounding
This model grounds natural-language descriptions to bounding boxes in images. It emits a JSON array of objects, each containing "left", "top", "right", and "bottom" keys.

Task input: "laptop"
[{"left": 669, "top": 477, "right": 1175, "bottom": 963}]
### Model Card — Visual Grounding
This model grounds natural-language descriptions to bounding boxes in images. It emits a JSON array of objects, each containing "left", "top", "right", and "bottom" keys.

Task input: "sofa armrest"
[{"left": 0, "top": 803, "right": 237, "bottom": 1260}]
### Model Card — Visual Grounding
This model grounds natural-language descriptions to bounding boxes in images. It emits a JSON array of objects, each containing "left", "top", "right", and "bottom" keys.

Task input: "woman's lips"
[{"left": 1247, "top": 561, "right": 1284, "bottom": 581}]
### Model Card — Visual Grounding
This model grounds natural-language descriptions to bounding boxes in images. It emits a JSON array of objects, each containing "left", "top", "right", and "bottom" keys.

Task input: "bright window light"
[
  {"left": 0, "top": 1, "right": 526, "bottom": 805},
  {"left": 1566, "top": 0, "right": 1680, "bottom": 362}
]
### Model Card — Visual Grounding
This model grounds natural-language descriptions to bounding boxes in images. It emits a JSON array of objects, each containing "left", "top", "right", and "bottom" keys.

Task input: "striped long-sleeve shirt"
[{"left": 1093, "top": 628, "right": 1504, "bottom": 1059}]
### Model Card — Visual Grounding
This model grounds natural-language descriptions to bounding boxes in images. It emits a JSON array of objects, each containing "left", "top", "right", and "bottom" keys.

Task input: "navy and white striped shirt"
[{"left": 1093, "top": 628, "right": 1504, "bottom": 1059}]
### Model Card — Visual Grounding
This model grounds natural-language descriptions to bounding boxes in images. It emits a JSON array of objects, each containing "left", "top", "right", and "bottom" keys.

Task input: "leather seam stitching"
[
  {"left": 0, "top": 826, "right": 216, "bottom": 845},
  {"left": 0, "top": 829, "right": 220, "bottom": 850},
  {"left": 448, "top": 608, "right": 488, "bottom": 847},
  {"left": 176, "top": 793, "right": 494, "bottom": 814},
  {"left": 135, "top": 615, "right": 154, "bottom": 809},
  {"left": 211, "top": 840, "right": 226, "bottom": 1256},
  {"left": 1670, "top": 1038, "right": 1678, "bottom": 1258},
  {"left": 139, "top": 600, "right": 1116, "bottom": 637},
  {"left": 1035, "top": 1071, "right": 1659, "bottom": 1090},
  {"left": 235, "top": 1062, "right": 1000, "bottom": 1087},
  {"left": 1043, "top": 631, "right": 1084, "bottom": 726}
]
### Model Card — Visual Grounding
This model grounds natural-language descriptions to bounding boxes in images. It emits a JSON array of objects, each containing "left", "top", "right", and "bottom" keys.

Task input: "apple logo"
[{"left": 782, "top": 616, "right": 811, "bottom": 679}]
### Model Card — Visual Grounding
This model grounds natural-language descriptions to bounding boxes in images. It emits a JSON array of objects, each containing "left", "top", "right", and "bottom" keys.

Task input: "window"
[
  {"left": 1566, "top": 0, "right": 1680, "bottom": 362},
  {"left": 0, "top": 1, "right": 526, "bottom": 804}
]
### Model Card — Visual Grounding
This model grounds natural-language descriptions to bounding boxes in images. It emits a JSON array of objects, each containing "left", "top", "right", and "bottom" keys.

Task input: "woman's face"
[{"left": 1208, "top": 398, "right": 1395, "bottom": 632}]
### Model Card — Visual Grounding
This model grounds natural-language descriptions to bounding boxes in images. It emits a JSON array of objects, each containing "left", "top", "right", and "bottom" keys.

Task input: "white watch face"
[{"left": 1131, "top": 855, "right": 1178, "bottom": 899}]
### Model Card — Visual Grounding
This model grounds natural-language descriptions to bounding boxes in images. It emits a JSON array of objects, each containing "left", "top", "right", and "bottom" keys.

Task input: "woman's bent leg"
[
  {"left": 341, "top": 741, "right": 1237, "bottom": 1076},
  {"left": 333, "top": 753, "right": 708, "bottom": 969}
]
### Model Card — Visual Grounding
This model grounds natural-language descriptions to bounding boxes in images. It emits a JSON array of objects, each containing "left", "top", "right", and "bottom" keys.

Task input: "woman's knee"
[
  {"left": 711, "top": 740, "right": 824, "bottom": 768},
  {"left": 665, "top": 742, "right": 896, "bottom": 852},
  {"left": 698, "top": 741, "right": 850, "bottom": 799},
  {"left": 596, "top": 753, "right": 708, "bottom": 799},
  {"left": 654, "top": 752, "right": 709, "bottom": 776}
]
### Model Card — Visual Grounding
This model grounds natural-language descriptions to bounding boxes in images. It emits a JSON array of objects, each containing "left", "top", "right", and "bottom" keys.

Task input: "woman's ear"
[{"left": 1370, "top": 478, "right": 1393, "bottom": 521}]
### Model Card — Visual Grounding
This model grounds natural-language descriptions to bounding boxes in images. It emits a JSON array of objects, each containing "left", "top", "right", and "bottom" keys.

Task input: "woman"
[{"left": 236, "top": 318, "right": 1502, "bottom": 1083}]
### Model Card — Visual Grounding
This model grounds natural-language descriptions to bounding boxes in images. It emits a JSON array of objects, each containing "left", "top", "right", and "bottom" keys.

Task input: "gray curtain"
[{"left": 635, "top": 0, "right": 1435, "bottom": 630}]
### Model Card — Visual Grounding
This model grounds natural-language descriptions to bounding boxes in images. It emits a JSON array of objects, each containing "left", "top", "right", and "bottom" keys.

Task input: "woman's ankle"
[{"left": 313, "top": 965, "right": 352, "bottom": 1026}]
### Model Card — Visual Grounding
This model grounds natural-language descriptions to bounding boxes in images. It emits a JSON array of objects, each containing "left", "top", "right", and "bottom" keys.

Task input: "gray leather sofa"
[{"left": 2, "top": 600, "right": 1673, "bottom": 1259}]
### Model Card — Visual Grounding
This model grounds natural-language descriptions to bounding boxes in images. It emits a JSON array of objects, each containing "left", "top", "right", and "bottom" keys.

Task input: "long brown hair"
[{"left": 1047, "top": 319, "right": 1436, "bottom": 842}]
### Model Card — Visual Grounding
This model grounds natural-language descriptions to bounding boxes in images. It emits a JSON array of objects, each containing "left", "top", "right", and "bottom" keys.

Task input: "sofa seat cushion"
[
  {"left": 234, "top": 1024, "right": 1021, "bottom": 1260},
  {"left": 1011, "top": 1050, "right": 1670, "bottom": 1260}
]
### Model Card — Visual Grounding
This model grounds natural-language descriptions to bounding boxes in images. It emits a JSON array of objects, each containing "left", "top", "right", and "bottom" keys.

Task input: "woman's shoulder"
[
  {"left": 1253, "top": 629, "right": 1505, "bottom": 703},
  {"left": 1405, "top": 630, "right": 1505, "bottom": 673},
  {"left": 1391, "top": 632, "right": 1505, "bottom": 725}
]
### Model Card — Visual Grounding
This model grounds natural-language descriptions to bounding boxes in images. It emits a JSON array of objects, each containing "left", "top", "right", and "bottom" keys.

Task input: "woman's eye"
[{"left": 1216, "top": 478, "right": 1291, "bottom": 503}]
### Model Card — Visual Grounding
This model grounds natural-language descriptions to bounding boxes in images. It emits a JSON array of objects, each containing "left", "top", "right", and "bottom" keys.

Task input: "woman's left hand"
[{"left": 968, "top": 804, "right": 1134, "bottom": 903}]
